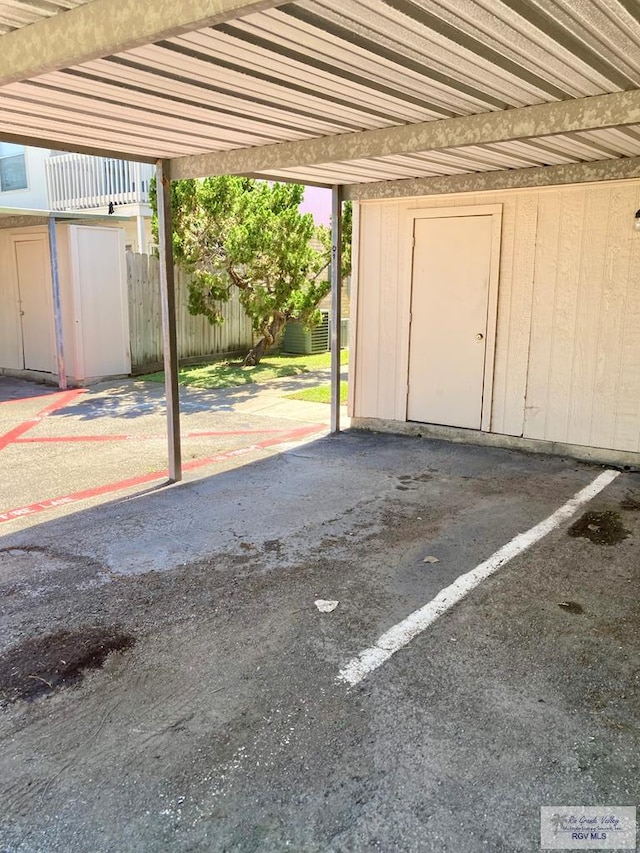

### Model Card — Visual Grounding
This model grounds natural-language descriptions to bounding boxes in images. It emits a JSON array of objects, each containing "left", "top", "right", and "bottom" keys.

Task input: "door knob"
[{"left": 476, "top": 332, "right": 484, "bottom": 340}]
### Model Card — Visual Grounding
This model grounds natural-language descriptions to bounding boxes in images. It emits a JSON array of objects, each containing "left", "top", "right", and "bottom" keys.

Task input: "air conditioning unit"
[{"left": 282, "top": 310, "right": 329, "bottom": 354}]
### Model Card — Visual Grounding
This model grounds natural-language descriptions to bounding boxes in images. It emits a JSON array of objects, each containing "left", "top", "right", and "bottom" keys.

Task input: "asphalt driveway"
[{"left": 0, "top": 422, "right": 638, "bottom": 852}]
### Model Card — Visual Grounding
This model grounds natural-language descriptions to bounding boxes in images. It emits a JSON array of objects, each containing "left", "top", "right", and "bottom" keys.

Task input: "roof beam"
[
  {"left": 0, "top": 215, "right": 49, "bottom": 229},
  {"left": 0, "top": 129, "right": 157, "bottom": 163},
  {"left": 0, "top": 0, "right": 286, "bottom": 85},
  {"left": 342, "top": 156, "right": 640, "bottom": 201},
  {"left": 171, "top": 90, "right": 640, "bottom": 180}
]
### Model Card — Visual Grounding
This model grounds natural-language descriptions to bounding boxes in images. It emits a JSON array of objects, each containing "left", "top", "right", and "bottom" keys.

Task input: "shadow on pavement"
[
  {"left": 0, "top": 376, "right": 59, "bottom": 404},
  {"left": 43, "top": 369, "right": 348, "bottom": 421}
]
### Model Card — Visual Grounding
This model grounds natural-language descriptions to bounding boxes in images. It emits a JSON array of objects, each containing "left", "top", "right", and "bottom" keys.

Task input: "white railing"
[{"left": 45, "top": 154, "right": 155, "bottom": 211}]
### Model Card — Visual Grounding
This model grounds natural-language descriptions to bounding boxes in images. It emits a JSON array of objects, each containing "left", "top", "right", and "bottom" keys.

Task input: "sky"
[{"left": 299, "top": 185, "right": 331, "bottom": 226}]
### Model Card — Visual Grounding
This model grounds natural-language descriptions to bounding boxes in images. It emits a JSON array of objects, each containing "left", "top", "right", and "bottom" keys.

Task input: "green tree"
[
  {"left": 151, "top": 176, "right": 351, "bottom": 366},
  {"left": 316, "top": 199, "right": 352, "bottom": 286}
]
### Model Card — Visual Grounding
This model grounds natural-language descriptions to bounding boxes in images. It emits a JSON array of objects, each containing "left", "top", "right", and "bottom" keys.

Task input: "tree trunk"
[
  {"left": 242, "top": 337, "right": 269, "bottom": 366},
  {"left": 243, "top": 315, "right": 286, "bottom": 366}
]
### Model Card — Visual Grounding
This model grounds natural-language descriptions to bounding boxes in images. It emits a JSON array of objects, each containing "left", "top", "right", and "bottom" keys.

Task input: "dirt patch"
[
  {"left": 567, "top": 510, "right": 630, "bottom": 546},
  {"left": 380, "top": 503, "right": 443, "bottom": 547},
  {"left": 0, "top": 626, "right": 135, "bottom": 704},
  {"left": 620, "top": 493, "right": 640, "bottom": 512}
]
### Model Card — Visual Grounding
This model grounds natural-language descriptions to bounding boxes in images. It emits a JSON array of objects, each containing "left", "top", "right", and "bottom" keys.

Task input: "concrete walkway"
[{"left": 0, "top": 370, "right": 348, "bottom": 531}]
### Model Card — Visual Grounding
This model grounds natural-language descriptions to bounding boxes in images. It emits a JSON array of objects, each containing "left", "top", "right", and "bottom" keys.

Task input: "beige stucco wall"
[{"left": 352, "top": 178, "right": 640, "bottom": 454}]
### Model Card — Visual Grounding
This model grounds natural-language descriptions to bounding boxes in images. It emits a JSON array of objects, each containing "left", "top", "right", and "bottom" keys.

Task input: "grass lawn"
[
  {"left": 143, "top": 349, "right": 349, "bottom": 391},
  {"left": 285, "top": 381, "right": 348, "bottom": 404}
]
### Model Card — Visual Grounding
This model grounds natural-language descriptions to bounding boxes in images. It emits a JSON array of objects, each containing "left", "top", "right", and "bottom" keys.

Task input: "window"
[{"left": 0, "top": 143, "right": 27, "bottom": 192}]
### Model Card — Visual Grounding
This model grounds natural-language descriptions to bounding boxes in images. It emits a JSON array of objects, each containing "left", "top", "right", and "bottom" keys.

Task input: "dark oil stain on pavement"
[
  {"left": 396, "top": 472, "right": 433, "bottom": 491},
  {"left": 0, "top": 627, "right": 135, "bottom": 704},
  {"left": 567, "top": 510, "right": 630, "bottom": 546}
]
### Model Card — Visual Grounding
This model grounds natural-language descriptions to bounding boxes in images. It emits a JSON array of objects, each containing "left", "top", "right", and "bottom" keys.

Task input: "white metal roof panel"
[
  {"left": 0, "top": 0, "right": 91, "bottom": 35},
  {"left": 1, "top": 0, "right": 640, "bottom": 185}
]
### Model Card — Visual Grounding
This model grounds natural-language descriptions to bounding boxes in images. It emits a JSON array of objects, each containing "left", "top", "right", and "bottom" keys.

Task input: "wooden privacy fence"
[{"left": 127, "top": 252, "right": 254, "bottom": 372}]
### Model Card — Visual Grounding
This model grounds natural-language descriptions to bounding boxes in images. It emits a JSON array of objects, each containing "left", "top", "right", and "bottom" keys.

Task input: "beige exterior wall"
[{"left": 353, "top": 178, "right": 640, "bottom": 454}]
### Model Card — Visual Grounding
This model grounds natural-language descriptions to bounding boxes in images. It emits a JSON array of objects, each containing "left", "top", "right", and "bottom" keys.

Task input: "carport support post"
[
  {"left": 156, "top": 158, "right": 182, "bottom": 482},
  {"left": 47, "top": 216, "right": 66, "bottom": 390},
  {"left": 330, "top": 185, "right": 343, "bottom": 434}
]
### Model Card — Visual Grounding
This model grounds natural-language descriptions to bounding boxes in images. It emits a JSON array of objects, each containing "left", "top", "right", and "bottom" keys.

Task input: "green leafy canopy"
[{"left": 151, "top": 177, "right": 351, "bottom": 360}]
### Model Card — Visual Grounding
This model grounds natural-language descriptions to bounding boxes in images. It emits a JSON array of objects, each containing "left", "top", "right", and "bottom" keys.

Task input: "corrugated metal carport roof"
[
  {"left": 0, "top": 0, "right": 90, "bottom": 35},
  {"left": 1, "top": 0, "right": 640, "bottom": 195}
]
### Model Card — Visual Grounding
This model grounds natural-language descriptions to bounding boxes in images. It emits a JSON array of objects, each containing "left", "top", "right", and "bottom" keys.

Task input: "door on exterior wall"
[
  {"left": 14, "top": 238, "right": 55, "bottom": 372},
  {"left": 70, "top": 226, "right": 130, "bottom": 380},
  {"left": 407, "top": 214, "right": 494, "bottom": 429}
]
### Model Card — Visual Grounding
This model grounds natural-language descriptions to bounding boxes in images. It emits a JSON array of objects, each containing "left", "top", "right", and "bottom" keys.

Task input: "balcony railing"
[{"left": 45, "top": 154, "right": 155, "bottom": 211}]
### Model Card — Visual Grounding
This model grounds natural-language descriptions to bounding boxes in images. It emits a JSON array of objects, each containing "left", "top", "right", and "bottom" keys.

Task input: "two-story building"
[{"left": 1, "top": 144, "right": 154, "bottom": 251}]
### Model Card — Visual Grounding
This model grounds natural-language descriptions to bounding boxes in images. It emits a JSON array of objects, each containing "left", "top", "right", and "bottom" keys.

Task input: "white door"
[
  {"left": 407, "top": 215, "right": 494, "bottom": 429},
  {"left": 14, "top": 238, "right": 55, "bottom": 372},
  {"left": 71, "top": 226, "right": 130, "bottom": 380}
]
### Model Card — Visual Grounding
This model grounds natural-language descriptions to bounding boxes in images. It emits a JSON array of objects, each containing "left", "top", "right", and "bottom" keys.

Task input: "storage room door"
[
  {"left": 71, "top": 226, "right": 130, "bottom": 380},
  {"left": 407, "top": 215, "right": 494, "bottom": 429},
  {"left": 14, "top": 238, "right": 55, "bottom": 372}
]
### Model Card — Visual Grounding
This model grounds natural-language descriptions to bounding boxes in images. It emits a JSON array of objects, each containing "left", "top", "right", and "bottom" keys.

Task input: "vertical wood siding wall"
[
  {"left": 127, "top": 253, "right": 253, "bottom": 371},
  {"left": 354, "top": 178, "right": 640, "bottom": 453}
]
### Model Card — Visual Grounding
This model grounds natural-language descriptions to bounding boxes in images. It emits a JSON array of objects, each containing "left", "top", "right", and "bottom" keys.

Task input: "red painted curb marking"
[
  {"left": 13, "top": 427, "right": 299, "bottom": 444},
  {"left": 187, "top": 428, "right": 292, "bottom": 438},
  {"left": 0, "top": 389, "right": 85, "bottom": 452},
  {"left": 0, "top": 423, "right": 325, "bottom": 524}
]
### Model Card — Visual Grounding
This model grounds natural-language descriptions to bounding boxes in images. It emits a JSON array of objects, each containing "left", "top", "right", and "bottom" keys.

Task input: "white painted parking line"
[{"left": 338, "top": 468, "right": 620, "bottom": 686}]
